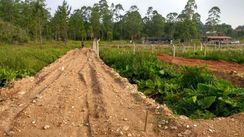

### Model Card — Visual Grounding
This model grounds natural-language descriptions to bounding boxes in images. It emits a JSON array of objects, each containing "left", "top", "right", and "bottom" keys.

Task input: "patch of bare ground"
[{"left": 157, "top": 53, "right": 244, "bottom": 88}]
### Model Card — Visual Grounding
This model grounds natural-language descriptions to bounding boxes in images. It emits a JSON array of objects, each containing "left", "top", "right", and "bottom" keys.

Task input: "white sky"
[{"left": 46, "top": 0, "right": 244, "bottom": 28}]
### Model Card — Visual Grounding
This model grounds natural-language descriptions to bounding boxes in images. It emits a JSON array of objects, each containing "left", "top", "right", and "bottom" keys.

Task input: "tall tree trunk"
[
  {"left": 39, "top": 28, "right": 42, "bottom": 46},
  {"left": 39, "top": 20, "right": 43, "bottom": 46}
]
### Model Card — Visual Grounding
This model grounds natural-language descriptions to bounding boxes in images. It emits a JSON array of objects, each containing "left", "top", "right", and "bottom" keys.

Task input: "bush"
[{"left": 0, "top": 19, "right": 29, "bottom": 43}]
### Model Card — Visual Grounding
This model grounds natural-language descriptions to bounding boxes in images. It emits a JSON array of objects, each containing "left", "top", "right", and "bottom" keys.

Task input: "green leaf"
[
  {"left": 144, "top": 89, "right": 155, "bottom": 96},
  {"left": 239, "top": 102, "right": 244, "bottom": 111},
  {"left": 145, "top": 80, "right": 155, "bottom": 88},
  {"left": 197, "top": 83, "right": 220, "bottom": 96},
  {"left": 159, "top": 70, "right": 165, "bottom": 75},
  {"left": 192, "top": 96, "right": 197, "bottom": 103},
  {"left": 197, "top": 96, "right": 216, "bottom": 109},
  {"left": 233, "top": 89, "right": 244, "bottom": 96},
  {"left": 218, "top": 97, "right": 238, "bottom": 107}
]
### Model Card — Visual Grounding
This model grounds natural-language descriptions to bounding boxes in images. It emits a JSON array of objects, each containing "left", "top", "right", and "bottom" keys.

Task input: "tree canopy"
[{"left": 0, "top": 0, "right": 242, "bottom": 44}]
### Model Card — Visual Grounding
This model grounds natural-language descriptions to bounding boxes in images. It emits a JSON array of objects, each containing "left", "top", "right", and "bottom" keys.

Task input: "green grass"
[
  {"left": 153, "top": 45, "right": 244, "bottom": 64},
  {"left": 178, "top": 49, "right": 244, "bottom": 64},
  {"left": 100, "top": 48, "right": 244, "bottom": 119},
  {"left": 0, "top": 40, "right": 84, "bottom": 86},
  {"left": 101, "top": 44, "right": 244, "bottom": 64}
]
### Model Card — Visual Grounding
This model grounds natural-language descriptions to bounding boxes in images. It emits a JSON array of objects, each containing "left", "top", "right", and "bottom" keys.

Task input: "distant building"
[
  {"left": 143, "top": 37, "right": 173, "bottom": 44},
  {"left": 203, "top": 36, "right": 232, "bottom": 44}
]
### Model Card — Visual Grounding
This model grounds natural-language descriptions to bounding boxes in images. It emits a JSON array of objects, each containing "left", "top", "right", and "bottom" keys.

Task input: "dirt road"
[
  {"left": 0, "top": 49, "right": 244, "bottom": 137},
  {"left": 158, "top": 53, "right": 244, "bottom": 87}
]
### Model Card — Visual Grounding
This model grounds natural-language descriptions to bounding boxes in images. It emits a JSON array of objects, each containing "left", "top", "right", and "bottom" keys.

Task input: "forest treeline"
[{"left": 0, "top": 0, "right": 243, "bottom": 44}]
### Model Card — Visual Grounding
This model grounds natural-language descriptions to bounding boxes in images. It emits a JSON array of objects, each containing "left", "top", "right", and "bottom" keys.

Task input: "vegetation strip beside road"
[
  {"left": 0, "top": 41, "right": 82, "bottom": 87},
  {"left": 100, "top": 48, "right": 244, "bottom": 119}
]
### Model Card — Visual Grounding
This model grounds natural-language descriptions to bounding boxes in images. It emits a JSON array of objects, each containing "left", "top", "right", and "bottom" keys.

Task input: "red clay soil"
[{"left": 157, "top": 53, "right": 244, "bottom": 87}]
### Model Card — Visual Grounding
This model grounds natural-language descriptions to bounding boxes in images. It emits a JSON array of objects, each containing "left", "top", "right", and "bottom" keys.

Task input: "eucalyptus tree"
[
  {"left": 142, "top": 7, "right": 153, "bottom": 36},
  {"left": 206, "top": 6, "right": 221, "bottom": 32},
  {"left": 111, "top": 3, "right": 124, "bottom": 39},
  {"left": 166, "top": 12, "right": 178, "bottom": 23},
  {"left": 216, "top": 23, "right": 233, "bottom": 36},
  {"left": 0, "top": 0, "right": 20, "bottom": 23},
  {"left": 181, "top": 0, "right": 197, "bottom": 20},
  {"left": 52, "top": 0, "right": 71, "bottom": 44},
  {"left": 165, "top": 12, "right": 178, "bottom": 38},
  {"left": 123, "top": 5, "right": 142, "bottom": 40},
  {"left": 112, "top": 4, "right": 124, "bottom": 22},
  {"left": 69, "top": 9, "right": 85, "bottom": 40},
  {"left": 176, "top": 0, "right": 200, "bottom": 41},
  {"left": 18, "top": 0, "right": 33, "bottom": 34},
  {"left": 98, "top": 0, "right": 113, "bottom": 40},
  {"left": 80, "top": 6, "right": 92, "bottom": 40},
  {"left": 31, "top": 0, "right": 49, "bottom": 45},
  {"left": 193, "top": 13, "right": 204, "bottom": 37},
  {"left": 90, "top": 4, "right": 101, "bottom": 39},
  {"left": 143, "top": 7, "right": 165, "bottom": 37}
]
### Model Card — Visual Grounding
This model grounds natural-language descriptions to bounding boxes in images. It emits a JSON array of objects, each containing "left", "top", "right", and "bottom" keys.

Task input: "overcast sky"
[{"left": 46, "top": 0, "right": 244, "bottom": 28}]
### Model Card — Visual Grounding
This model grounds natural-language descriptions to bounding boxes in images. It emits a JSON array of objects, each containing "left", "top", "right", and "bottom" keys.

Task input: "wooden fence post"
[
  {"left": 182, "top": 43, "right": 185, "bottom": 53},
  {"left": 173, "top": 44, "right": 176, "bottom": 57},
  {"left": 151, "top": 44, "right": 154, "bottom": 53},
  {"left": 204, "top": 44, "right": 207, "bottom": 56},
  {"left": 200, "top": 43, "right": 203, "bottom": 51},
  {"left": 193, "top": 44, "right": 196, "bottom": 52},
  {"left": 96, "top": 39, "right": 100, "bottom": 57},
  {"left": 133, "top": 42, "right": 136, "bottom": 54},
  {"left": 92, "top": 39, "right": 96, "bottom": 50}
]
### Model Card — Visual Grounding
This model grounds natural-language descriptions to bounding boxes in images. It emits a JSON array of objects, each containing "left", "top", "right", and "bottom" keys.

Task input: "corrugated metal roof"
[{"left": 207, "top": 36, "right": 231, "bottom": 39}]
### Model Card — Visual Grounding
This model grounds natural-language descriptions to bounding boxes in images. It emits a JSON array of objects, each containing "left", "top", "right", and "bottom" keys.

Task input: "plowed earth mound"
[
  {"left": 158, "top": 53, "right": 244, "bottom": 87},
  {"left": 0, "top": 49, "right": 243, "bottom": 137}
]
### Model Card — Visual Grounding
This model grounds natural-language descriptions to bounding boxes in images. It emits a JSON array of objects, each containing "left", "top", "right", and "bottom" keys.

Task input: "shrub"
[{"left": 0, "top": 19, "right": 29, "bottom": 43}]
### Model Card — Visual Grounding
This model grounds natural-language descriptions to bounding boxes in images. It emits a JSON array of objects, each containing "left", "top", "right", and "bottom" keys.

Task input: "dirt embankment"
[
  {"left": 0, "top": 49, "right": 243, "bottom": 137},
  {"left": 158, "top": 53, "right": 244, "bottom": 87}
]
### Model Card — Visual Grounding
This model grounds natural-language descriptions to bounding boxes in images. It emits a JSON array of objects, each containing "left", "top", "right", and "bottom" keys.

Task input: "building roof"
[
  {"left": 207, "top": 36, "right": 232, "bottom": 39},
  {"left": 145, "top": 37, "right": 173, "bottom": 41}
]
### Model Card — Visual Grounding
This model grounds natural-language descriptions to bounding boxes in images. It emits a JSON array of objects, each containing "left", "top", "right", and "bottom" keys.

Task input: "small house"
[{"left": 205, "top": 36, "right": 232, "bottom": 44}]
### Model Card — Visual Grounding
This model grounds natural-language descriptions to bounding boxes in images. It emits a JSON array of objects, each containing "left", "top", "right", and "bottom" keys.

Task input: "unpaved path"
[
  {"left": 0, "top": 49, "right": 243, "bottom": 137},
  {"left": 158, "top": 53, "right": 244, "bottom": 87}
]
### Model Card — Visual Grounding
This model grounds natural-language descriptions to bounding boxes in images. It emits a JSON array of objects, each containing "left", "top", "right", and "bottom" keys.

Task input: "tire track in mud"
[
  {"left": 80, "top": 58, "right": 113, "bottom": 136},
  {"left": 0, "top": 50, "right": 79, "bottom": 135},
  {"left": 0, "top": 49, "right": 90, "bottom": 136},
  {"left": 0, "top": 49, "right": 82, "bottom": 134},
  {"left": 86, "top": 51, "right": 159, "bottom": 137}
]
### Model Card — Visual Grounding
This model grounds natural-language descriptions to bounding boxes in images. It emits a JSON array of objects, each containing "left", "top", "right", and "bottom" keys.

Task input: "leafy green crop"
[{"left": 100, "top": 48, "right": 244, "bottom": 119}]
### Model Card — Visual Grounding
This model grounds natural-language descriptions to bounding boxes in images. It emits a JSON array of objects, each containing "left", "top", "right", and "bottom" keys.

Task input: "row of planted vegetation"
[
  {"left": 100, "top": 48, "right": 244, "bottom": 119},
  {"left": 0, "top": 41, "right": 80, "bottom": 87}
]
